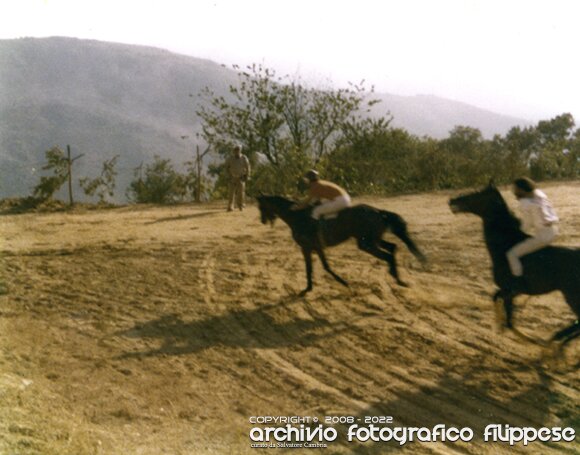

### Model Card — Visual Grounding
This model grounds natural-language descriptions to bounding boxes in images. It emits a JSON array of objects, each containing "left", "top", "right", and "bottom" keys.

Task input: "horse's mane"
[
  {"left": 267, "top": 195, "right": 295, "bottom": 205},
  {"left": 486, "top": 188, "right": 529, "bottom": 245},
  {"left": 260, "top": 195, "right": 305, "bottom": 209},
  {"left": 489, "top": 189, "right": 520, "bottom": 226}
]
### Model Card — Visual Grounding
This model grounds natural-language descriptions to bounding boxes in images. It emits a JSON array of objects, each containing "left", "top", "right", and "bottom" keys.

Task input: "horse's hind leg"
[
  {"left": 315, "top": 248, "right": 348, "bottom": 287},
  {"left": 389, "top": 218, "right": 427, "bottom": 264},
  {"left": 492, "top": 294, "right": 514, "bottom": 331},
  {"left": 551, "top": 320, "right": 580, "bottom": 346},
  {"left": 379, "top": 240, "right": 396, "bottom": 255},
  {"left": 358, "top": 238, "right": 407, "bottom": 287},
  {"left": 553, "top": 292, "right": 580, "bottom": 346}
]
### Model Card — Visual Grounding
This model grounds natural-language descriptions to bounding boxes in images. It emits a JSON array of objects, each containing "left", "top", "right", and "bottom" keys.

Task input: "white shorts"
[
  {"left": 311, "top": 194, "right": 351, "bottom": 220},
  {"left": 507, "top": 224, "right": 558, "bottom": 276}
]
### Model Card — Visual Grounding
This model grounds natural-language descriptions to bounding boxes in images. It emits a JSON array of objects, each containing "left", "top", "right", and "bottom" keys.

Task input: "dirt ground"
[{"left": 0, "top": 182, "right": 578, "bottom": 454}]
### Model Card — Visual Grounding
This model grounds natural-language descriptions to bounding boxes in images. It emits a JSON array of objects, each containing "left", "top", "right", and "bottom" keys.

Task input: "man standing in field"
[{"left": 225, "top": 143, "right": 250, "bottom": 212}]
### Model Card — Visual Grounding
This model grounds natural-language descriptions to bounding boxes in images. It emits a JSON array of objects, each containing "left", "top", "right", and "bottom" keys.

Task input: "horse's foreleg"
[
  {"left": 315, "top": 248, "right": 348, "bottom": 287},
  {"left": 493, "top": 290, "right": 514, "bottom": 329},
  {"left": 300, "top": 248, "right": 313, "bottom": 295},
  {"left": 493, "top": 296, "right": 507, "bottom": 332},
  {"left": 504, "top": 296, "right": 514, "bottom": 329}
]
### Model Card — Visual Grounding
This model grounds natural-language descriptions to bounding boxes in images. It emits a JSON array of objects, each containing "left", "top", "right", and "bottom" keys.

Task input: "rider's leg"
[
  {"left": 504, "top": 226, "right": 558, "bottom": 297},
  {"left": 311, "top": 195, "right": 351, "bottom": 220},
  {"left": 506, "top": 225, "right": 558, "bottom": 276},
  {"left": 311, "top": 196, "right": 351, "bottom": 247}
]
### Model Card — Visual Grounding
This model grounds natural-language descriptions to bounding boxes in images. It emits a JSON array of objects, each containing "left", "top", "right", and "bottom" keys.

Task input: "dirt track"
[{"left": 1, "top": 183, "right": 579, "bottom": 454}]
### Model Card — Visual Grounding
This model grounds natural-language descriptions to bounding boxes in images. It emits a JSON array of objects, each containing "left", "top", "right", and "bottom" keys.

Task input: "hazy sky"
[{"left": 2, "top": 0, "right": 579, "bottom": 121}]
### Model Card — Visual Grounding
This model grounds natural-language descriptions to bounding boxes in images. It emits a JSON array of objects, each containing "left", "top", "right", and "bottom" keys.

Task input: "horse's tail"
[{"left": 382, "top": 211, "right": 427, "bottom": 264}]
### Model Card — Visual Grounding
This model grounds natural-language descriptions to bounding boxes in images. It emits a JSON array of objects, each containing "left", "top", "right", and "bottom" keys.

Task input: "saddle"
[{"left": 307, "top": 205, "right": 346, "bottom": 247}]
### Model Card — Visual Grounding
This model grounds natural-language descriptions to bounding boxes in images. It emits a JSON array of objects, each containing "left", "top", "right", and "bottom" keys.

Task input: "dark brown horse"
[
  {"left": 449, "top": 183, "right": 580, "bottom": 347},
  {"left": 257, "top": 195, "right": 426, "bottom": 294}
]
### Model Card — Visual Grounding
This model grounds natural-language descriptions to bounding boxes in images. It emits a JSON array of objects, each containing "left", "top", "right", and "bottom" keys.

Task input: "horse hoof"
[
  {"left": 544, "top": 341, "right": 564, "bottom": 357},
  {"left": 397, "top": 280, "right": 409, "bottom": 288},
  {"left": 299, "top": 288, "right": 312, "bottom": 296}
]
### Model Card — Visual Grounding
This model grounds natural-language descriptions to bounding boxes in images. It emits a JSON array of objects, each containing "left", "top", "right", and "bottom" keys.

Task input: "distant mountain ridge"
[
  {"left": 0, "top": 37, "right": 531, "bottom": 200},
  {"left": 371, "top": 93, "right": 530, "bottom": 139}
]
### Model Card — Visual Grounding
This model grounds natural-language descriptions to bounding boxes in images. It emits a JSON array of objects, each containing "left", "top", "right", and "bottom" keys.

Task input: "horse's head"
[
  {"left": 449, "top": 182, "right": 506, "bottom": 219},
  {"left": 257, "top": 195, "right": 302, "bottom": 227},
  {"left": 256, "top": 196, "right": 277, "bottom": 225},
  {"left": 257, "top": 196, "right": 278, "bottom": 225}
]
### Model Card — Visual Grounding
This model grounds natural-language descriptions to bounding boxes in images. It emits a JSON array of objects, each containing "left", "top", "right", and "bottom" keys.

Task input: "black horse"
[
  {"left": 257, "top": 195, "right": 426, "bottom": 294},
  {"left": 449, "top": 183, "right": 580, "bottom": 347}
]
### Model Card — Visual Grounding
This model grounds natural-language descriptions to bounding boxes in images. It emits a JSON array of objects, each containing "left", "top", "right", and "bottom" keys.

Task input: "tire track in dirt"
[
  {"left": 199, "top": 245, "right": 479, "bottom": 454},
  {"left": 219, "top": 240, "right": 578, "bottom": 454},
  {"left": 199, "top": 247, "right": 372, "bottom": 413}
]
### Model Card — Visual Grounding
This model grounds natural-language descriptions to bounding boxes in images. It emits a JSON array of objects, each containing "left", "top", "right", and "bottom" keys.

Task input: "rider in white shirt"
[{"left": 507, "top": 177, "right": 559, "bottom": 278}]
